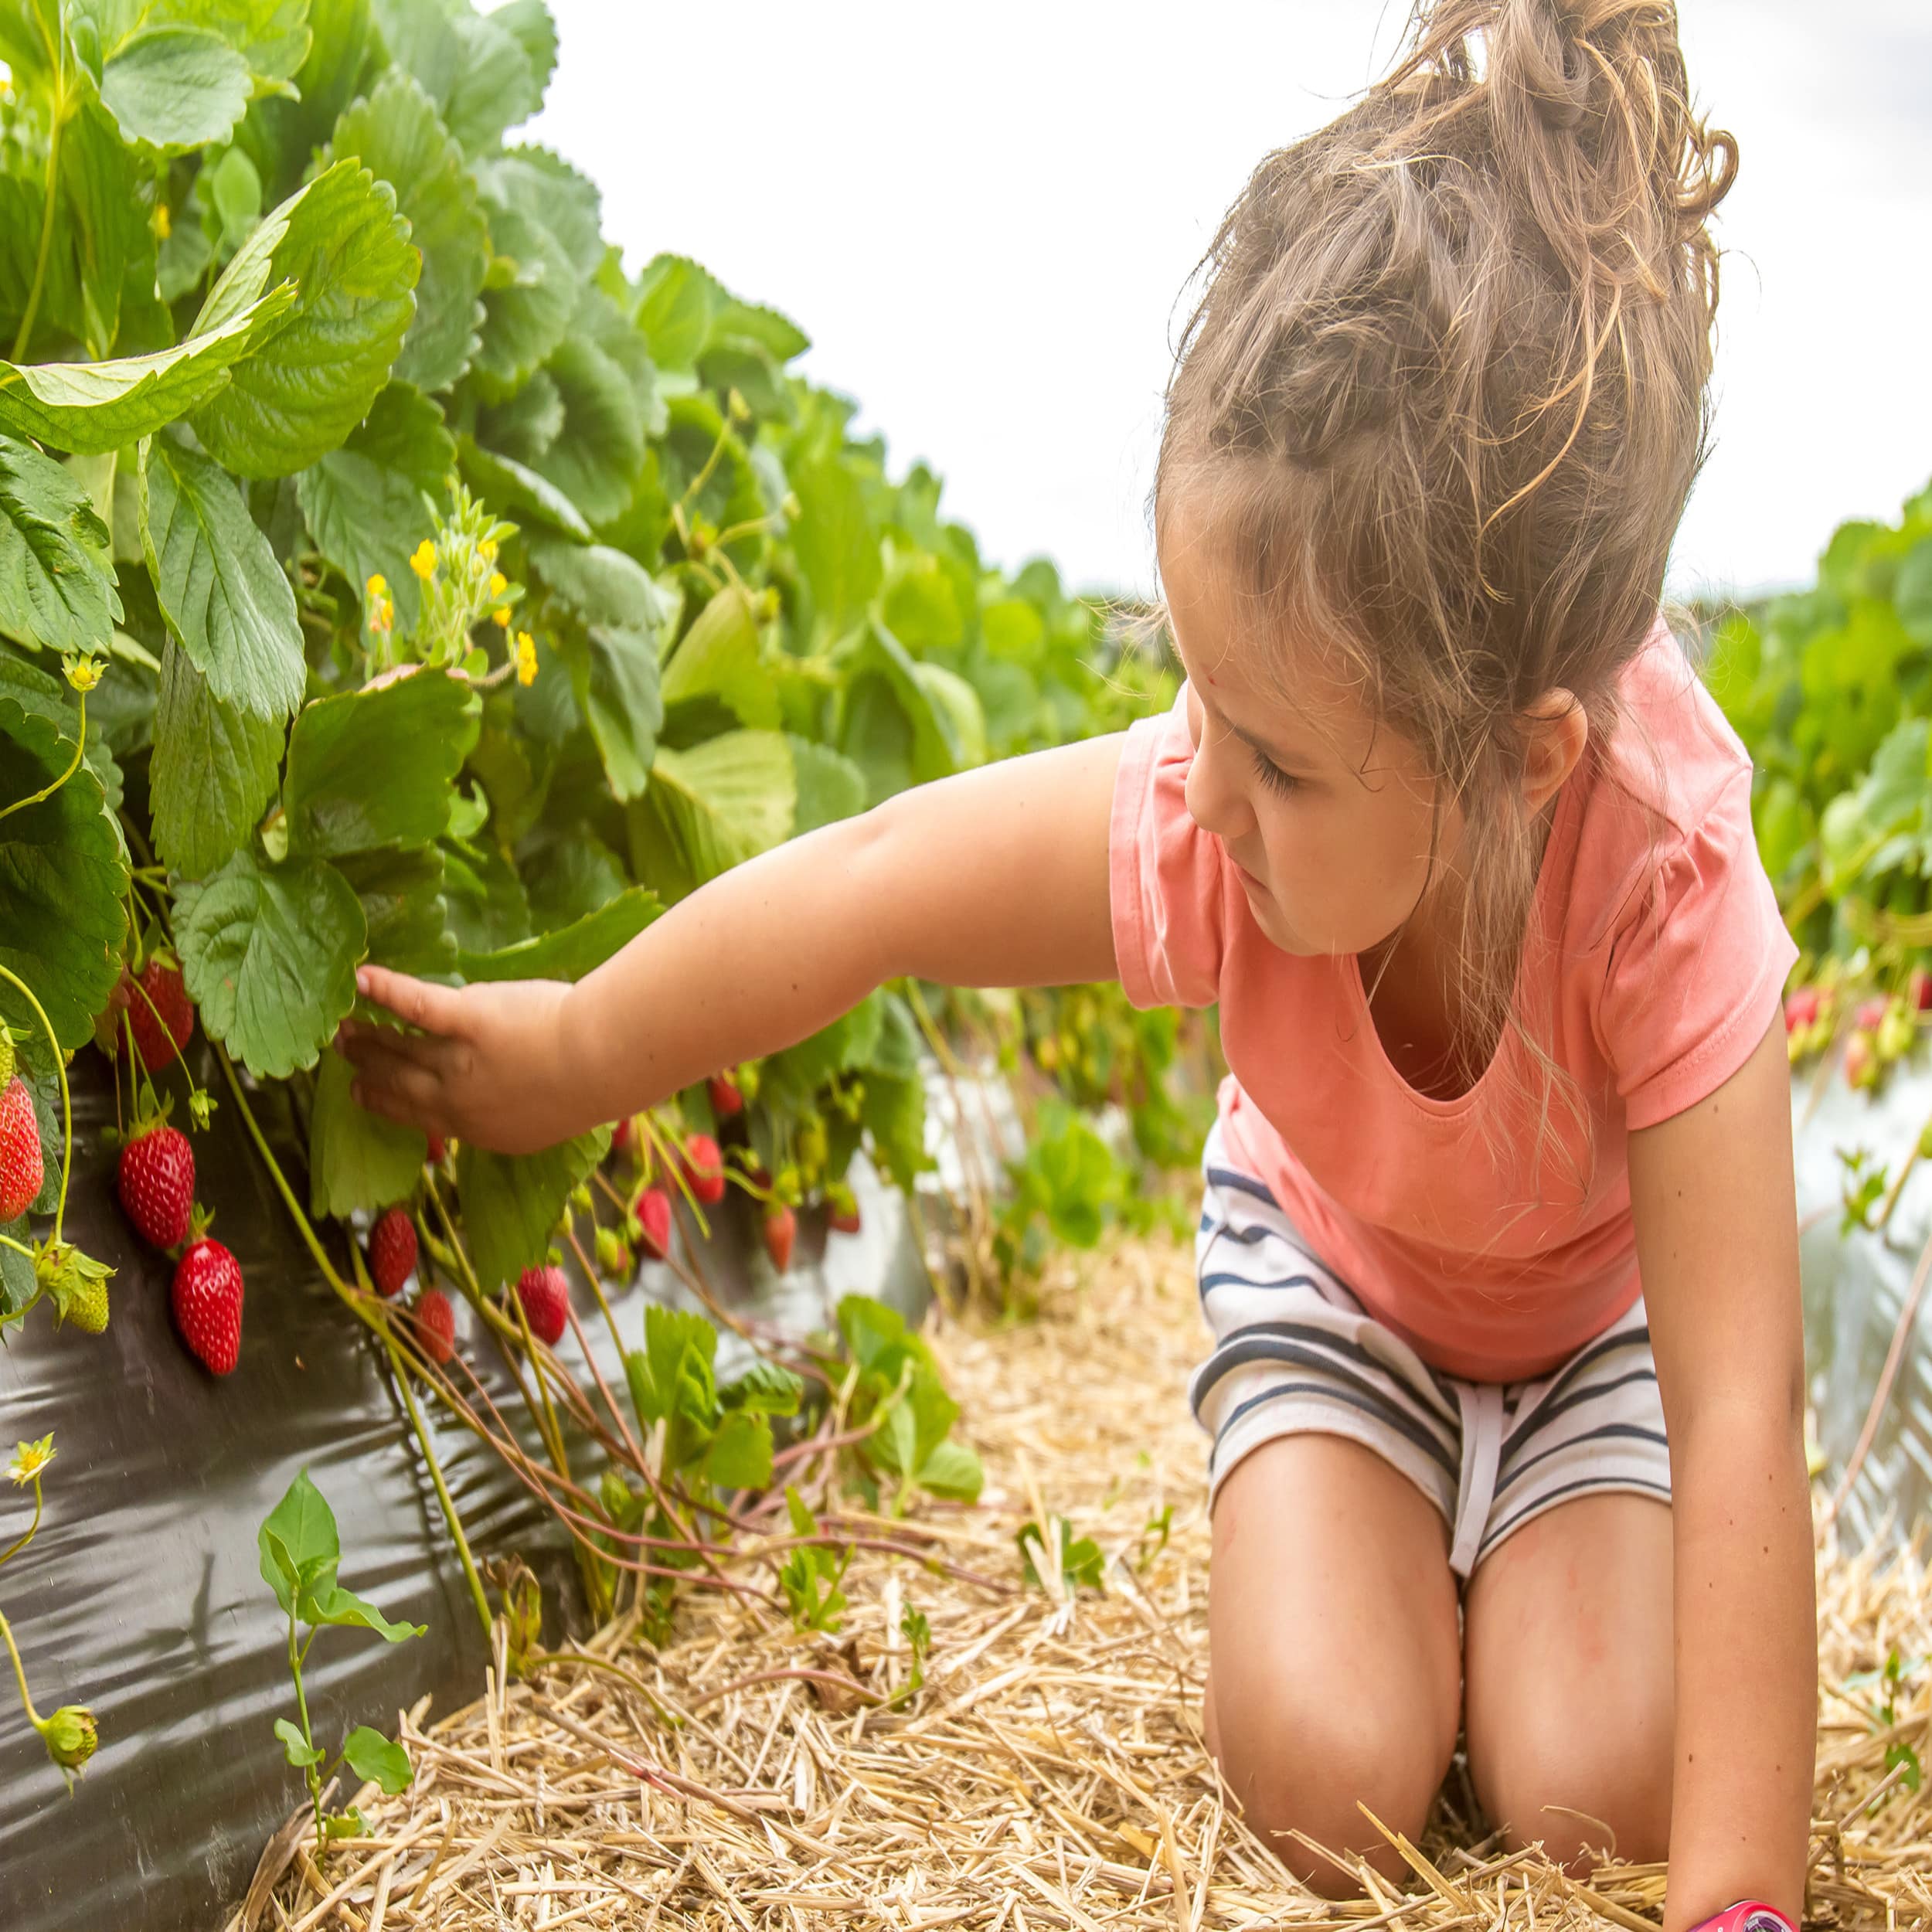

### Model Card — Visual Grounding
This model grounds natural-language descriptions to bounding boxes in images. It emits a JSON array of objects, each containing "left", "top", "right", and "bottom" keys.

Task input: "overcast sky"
[{"left": 530, "top": 2, "right": 1931, "bottom": 606}]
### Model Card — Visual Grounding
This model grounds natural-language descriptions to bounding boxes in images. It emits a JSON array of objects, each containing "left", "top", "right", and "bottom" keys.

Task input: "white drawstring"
[{"left": 1449, "top": 1382, "right": 1505, "bottom": 1578}]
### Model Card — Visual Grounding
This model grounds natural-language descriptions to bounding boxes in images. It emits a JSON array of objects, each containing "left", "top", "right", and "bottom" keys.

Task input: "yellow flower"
[
  {"left": 479, "top": 538, "right": 498, "bottom": 565},
  {"left": 515, "top": 631, "right": 538, "bottom": 686},
  {"left": 409, "top": 539, "right": 437, "bottom": 580},
  {"left": 152, "top": 202, "right": 171, "bottom": 240},
  {"left": 366, "top": 573, "right": 388, "bottom": 600},
  {"left": 9, "top": 1434, "right": 54, "bottom": 1485},
  {"left": 368, "top": 594, "right": 393, "bottom": 634},
  {"left": 62, "top": 652, "right": 103, "bottom": 692},
  {"left": 492, "top": 606, "right": 511, "bottom": 627},
  {"left": 488, "top": 571, "right": 508, "bottom": 600}
]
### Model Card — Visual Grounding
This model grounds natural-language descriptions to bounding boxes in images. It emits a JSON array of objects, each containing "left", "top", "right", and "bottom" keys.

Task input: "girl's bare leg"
[
  {"left": 1463, "top": 1493, "right": 1675, "bottom": 1871},
  {"left": 1202, "top": 1434, "right": 1463, "bottom": 1895}
]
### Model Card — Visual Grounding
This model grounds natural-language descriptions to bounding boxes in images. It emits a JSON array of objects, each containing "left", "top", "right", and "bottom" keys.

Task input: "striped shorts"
[{"left": 1190, "top": 1121, "right": 1672, "bottom": 1580}]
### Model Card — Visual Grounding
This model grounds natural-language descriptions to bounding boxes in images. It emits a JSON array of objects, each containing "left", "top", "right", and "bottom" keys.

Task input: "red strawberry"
[
  {"left": 413, "top": 1287, "right": 456, "bottom": 1364},
  {"left": 116, "top": 1117, "right": 194, "bottom": 1249},
  {"left": 611, "top": 1114, "right": 635, "bottom": 1157},
  {"left": 762, "top": 1203, "right": 795, "bottom": 1273},
  {"left": 425, "top": 1131, "right": 447, "bottom": 1164},
  {"left": 1855, "top": 997, "right": 1889, "bottom": 1032},
  {"left": 130, "top": 957, "right": 195, "bottom": 1072},
  {"left": 828, "top": 1188, "right": 862, "bottom": 1236},
  {"left": 369, "top": 1207, "right": 417, "bottom": 1298},
  {"left": 634, "top": 1185, "right": 671, "bottom": 1260},
  {"left": 708, "top": 1073, "right": 743, "bottom": 1120},
  {"left": 0, "top": 1076, "right": 43, "bottom": 1223},
  {"left": 172, "top": 1234, "right": 243, "bottom": 1376},
  {"left": 1784, "top": 986, "right": 1820, "bottom": 1034},
  {"left": 1913, "top": 968, "right": 1932, "bottom": 1014},
  {"left": 682, "top": 1132, "right": 725, "bottom": 1205},
  {"left": 515, "top": 1264, "right": 570, "bottom": 1347}
]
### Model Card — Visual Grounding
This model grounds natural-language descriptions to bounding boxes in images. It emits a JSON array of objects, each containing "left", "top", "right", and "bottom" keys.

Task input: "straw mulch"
[{"left": 241, "top": 1232, "right": 1932, "bottom": 1931}]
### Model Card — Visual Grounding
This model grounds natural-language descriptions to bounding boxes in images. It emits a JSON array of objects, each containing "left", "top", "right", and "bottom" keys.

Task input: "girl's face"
[{"left": 1156, "top": 502, "right": 1449, "bottom": 960}]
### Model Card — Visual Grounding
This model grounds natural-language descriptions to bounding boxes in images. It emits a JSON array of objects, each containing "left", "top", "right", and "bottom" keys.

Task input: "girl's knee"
[
  {"left": 1476, "top": 1730, "right": 1672, "bottom": 1870},
  {"left": 1211, "top": 1688, "right": 1449, "bottom": 1893}
]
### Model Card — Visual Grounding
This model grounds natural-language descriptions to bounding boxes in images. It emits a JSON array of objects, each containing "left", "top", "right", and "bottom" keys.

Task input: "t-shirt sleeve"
[
  {"left": 1109, "top": 684, "right": 1230, "bottom": 1010},
  {"left": 1594, "top": 763, "right": 1798, "bottom": 1130}
]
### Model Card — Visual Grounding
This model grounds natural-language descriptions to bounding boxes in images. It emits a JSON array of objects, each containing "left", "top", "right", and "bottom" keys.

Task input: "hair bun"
[{"left": 1492, "top": 0, "right": 1591, "bottom": 131}]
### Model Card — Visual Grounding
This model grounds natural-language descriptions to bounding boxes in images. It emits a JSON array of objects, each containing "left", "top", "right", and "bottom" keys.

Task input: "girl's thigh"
[
  {"left": 1206, "top": 1432, "right": 1464, "bottom": 1890},
  {"left": 1462, "top": 1492, "right": 1674, "bottom": 1869}
]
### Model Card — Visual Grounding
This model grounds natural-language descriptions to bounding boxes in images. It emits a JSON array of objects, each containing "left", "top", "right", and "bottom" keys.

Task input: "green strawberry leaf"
[
  {"left": 294, "top": 382, "right": 454, "bottom": 624},
  {"left": 165, "top": 0, "right": 314, "bottom": 94},
  {"left": 301, "top": 1578, "right": 424, "bottom": 1640},
  {"left": 721, "top": 1358, "right": 803, "bottom": 1418},
  {"left": 458, "top": 434, "right": 590, "bottom": 541},
  {"left": 455, "top": 1125, "right": 610, "bottom": 1289},
  {"left": 530, "top": 335, "right": 642, "bottom": 526},
  {"left": 0, "top": 1217, "right": 32, "bottom": 1320},
  {"left": 702, "top": 1408, "right": 773, "bottom": 1492},
  {"left": 257, "top": 1468, "right": 340, "bottom": 1615},
  {"left": 789, "top": 736, "right": 867, "bottom": 835},
  {"left": 0, "top": 696, "right": 128, "bottom": 1054},
  {"left": 470, "top": 149, "right": 599, "bottom": 396},
  {"left": 648, "top": 730, "right": 794, "bottom": 881},
  {"left": 439, "top": 831, "right": 530, "bottom": 952},
  {"left": 192, "top": 158, "right": 420, "bottom": 479},
  {"left": 661, "top": 586, "right": 779, "bottom": 728},
  {"left": 0, "top": 434, "right": 121, "bottom": 656},
  {"left": 632, "top": 253, "right": 725, "bottom": 379},
  {"left": 327, "top": 71, "right": 489, "bottom": 393},
  {"left": 859, "top": 1070, "right": 931, "bottom": 1191},
  {"left": 488, "top": 0, "right": 556, "bottom": 106},
  {"left": 529, "top": 537, "right": 670, "bottom": 634},
  {"left": 274, "top": 1718, "right": 322, "bottom": 1768},
  {"left": 150, "top": 637, "right": 285, "bottom": 879},
  {"left": 308, "top": 1046, "right": 426, "bottom": 1219},
  {"left": 914, "top": 1437, "right": 983, "bottom": 1503},
  {"left": 335, "top": 843, "right": 457, "bottom": 977},
  {"left": 342, "top": 1726, "right": 414, "bottom": 1794},
  {"left": 791, "top": 454, "right": 881, "bottom": 647},
  {"left": 173, "top": 843, "right": 366, "bottom": 1077},
  {"left": 559, "top": 624, "right": 661, "bottom": 801},
  {"left": 439, "top": 9, "right": 538, "bottom": 155},
  {"left": 0, "top": 274, "right": 296, "bottom": 454},
  {"left": 454, "top": 886, "right": 658, "bottom": 984},
  {"left": 282, "top": 665, "right": 481, "bottom": 859},
  {"left": 97, "top": 26, "right": 253, "bottom": 151},
  {"left": 139, "top": 430, "right": 306, "bottom": 720}
]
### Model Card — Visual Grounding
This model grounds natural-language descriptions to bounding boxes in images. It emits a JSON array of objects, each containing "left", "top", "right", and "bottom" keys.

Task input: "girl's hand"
[{"left": 332, "top": 963, "right": 585, "bottom": 1156}]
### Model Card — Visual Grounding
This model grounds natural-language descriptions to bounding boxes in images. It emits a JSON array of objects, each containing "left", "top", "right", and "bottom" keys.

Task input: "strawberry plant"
[
  {"left": 257, "top": 1470, "right": 423, "bottom": 1849},
  {"left": 0, "top": 0, "right": 1213, "bottom": 1763}
]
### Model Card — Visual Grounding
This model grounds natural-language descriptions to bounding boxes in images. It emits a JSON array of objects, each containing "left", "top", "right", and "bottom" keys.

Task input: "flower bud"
[{"left": 39, "top": 1704, "right": 97, "bottom": 1774}]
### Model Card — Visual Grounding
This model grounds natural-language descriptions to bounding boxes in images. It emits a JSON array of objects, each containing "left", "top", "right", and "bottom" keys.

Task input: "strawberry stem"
[
  {"left": 0, "top": 692, "right": 87, "bottom": 829},
  {"left": 0, "top": 964, "right": 76, "bottom": 1244},
  {"left": 383, "top": 1333, "right": 492, "bottom": 1642}
]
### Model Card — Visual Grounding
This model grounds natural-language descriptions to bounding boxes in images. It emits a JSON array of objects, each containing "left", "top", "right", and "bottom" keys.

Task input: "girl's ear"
[{"left": 1519, "top": 689, "right": 1588, "bottom": 811}]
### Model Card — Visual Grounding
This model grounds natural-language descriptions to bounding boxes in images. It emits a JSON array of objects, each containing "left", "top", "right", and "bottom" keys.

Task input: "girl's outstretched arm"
[
  {"left": 332, "top": 733, "right": 1126, "bottom": 1153},
  {"left": 1627, "top": 1016, "right": 1815, "bottom": 1932}
]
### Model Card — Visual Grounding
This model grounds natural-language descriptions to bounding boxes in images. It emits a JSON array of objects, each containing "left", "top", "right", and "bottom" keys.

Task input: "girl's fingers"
[
  {"left": 335, "top": 1020, "right": 467, "bottom": 1080},
  {"left": 355, "top": 963, "right": 470, "bottom": 1038},
  {"left": 349, "top": 1052, "right": 448, "bottom": 1124}
]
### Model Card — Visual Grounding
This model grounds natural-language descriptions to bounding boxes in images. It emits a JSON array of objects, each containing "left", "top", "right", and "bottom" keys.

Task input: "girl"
[{"left": 334, "top": 4, "right": 1815, "bottom": 1927}]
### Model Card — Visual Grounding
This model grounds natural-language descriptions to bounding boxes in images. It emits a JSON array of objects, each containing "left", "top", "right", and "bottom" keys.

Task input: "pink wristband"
[{"left": 1689, "top": 1905, "right": 1796, "bottom": 1932}]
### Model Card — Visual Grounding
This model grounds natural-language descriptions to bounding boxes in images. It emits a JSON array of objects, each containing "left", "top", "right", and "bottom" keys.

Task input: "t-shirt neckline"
[{"left": 1341, "top": 769, "right": 1584, "bottom": 1121}]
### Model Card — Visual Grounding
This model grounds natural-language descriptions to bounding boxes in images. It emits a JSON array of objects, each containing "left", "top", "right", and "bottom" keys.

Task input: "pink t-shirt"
[{"left": 1110, "top": 615, "right": 1798, "bottom": 1383}]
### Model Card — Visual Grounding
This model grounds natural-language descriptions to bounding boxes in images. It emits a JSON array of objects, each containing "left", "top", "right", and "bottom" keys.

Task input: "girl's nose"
[{"left": 1184, "top": 715, "right": 1257, "bottom": 845}]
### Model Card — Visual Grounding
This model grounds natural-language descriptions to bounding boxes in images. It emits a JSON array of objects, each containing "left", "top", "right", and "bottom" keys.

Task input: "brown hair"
[{"left": 1150, "top": 0, "right": 1736, "bottom": 1181}]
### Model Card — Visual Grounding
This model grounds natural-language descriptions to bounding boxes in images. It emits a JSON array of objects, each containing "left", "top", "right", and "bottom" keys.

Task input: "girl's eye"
[{"left": 1249, "top": 744, "right": 1302, "bottom": 797}]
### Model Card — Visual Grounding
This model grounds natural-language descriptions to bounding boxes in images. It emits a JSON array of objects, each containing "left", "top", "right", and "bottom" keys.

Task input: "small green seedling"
[
  {"left": 258, "top": 1469, "right": 425, "bottom": 1849},
  {"left": 779, "top": 1488, "right": 849, "bottom": 1634},
  {"left": 1134, "top": 1503, "right": 1173, "bottom": 1573},
  {"left": 1838, "top": 1146, "right": 1887, "bottom": 1236},
  {"left": 1016, "top": 1514, "right": 1104, "bottom": 1594},
  {"left": 1845, "top": 1648, "right": 1926, "bottom": 1796}
]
